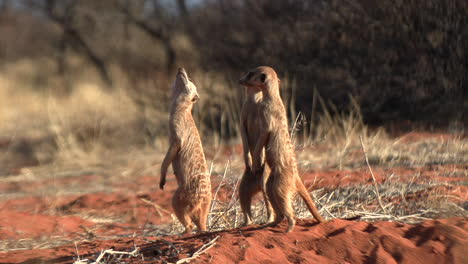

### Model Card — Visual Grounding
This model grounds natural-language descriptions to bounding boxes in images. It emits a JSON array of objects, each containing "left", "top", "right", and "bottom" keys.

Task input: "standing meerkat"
[
  {"left": 160, "top": 68, "right": 212, "bottom": 234},
  {"left": 239, "top": 66, "right": 326, "bottom": 232},
  {"left": 238, "top": 81, "right": 274, "bottom": 226}
]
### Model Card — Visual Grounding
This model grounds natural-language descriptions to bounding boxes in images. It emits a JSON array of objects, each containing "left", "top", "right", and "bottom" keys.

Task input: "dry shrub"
[
  {"left": 187, "top": 0, "right": 468, "bottom": 125},
  {"left": 0, "top": 59, "right": 165, "bottom": 169}
]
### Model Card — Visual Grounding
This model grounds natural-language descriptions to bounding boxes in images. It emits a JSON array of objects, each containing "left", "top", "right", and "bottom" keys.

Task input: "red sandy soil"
[
  {"left": 0, "top": 132, "right": 466, "bottom": 263},
  {"left": 0, "top": 162, "right": 466, "bottom": 263},
  {"left": 0, "top": 173, "right": 177, "bottom": 244},
  {"left": 1, "top": 217, "right": 466, "bottom": 264},
  {"left": 0, "top": 211, "right": 94, "bottom": 240}
]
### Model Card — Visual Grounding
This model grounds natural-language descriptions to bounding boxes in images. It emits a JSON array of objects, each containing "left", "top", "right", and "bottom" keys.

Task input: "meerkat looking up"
[
  {"left": 239, "top": 66, "right": 326, "bottom": 232},
  {"left": 238, "top": 78, "right": 274, "bottom": 226},
  {"left": 160, "top": 68, "right": 212, "bottom": 234}
]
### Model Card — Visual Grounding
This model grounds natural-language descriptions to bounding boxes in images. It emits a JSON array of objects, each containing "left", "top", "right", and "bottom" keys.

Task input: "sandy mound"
[{"left": 1, "top": 217, "right": 466, "bottom": 264}]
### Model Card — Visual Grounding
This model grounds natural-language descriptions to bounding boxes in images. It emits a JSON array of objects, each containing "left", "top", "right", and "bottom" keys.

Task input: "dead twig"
[
  {"left": 72, "top": 246, "right": 140, "bottom": 264},
  {"left": 175, "top": 236, "right": 220, "bottom": 264},
  {"left": 209, "top": 174, "right": 241, "bottom": 230},
  {"left": 94, "top": 246, "right": 140, "bottom": 263},
  {"left": 208, "top": 160, "right": 231, "bottom": 229},
  {"left": 140, "top": 197, "right": 172, "bottom": 217},
  {"left": 210, "top": 160, "right": 230, "bottom": 210},
  {"left": 359, "top": 136, "right": 389, "bottom": 215}
]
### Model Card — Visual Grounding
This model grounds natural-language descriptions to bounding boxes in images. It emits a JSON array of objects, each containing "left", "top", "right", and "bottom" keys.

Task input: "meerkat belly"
[
  {"left": 246, "top": 117, "right": 263, "bottom": 154},
  {"left": 173, "top": 137, "right": 208, "bottom": 180},
  {"left": 264, "top": 130, "right": 293, "bottom": 171}
]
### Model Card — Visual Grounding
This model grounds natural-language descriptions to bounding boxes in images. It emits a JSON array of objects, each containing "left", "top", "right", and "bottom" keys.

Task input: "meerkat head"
[
  {"left": 239, "top": 66, "right": 280, "bottom": 93},
  {"left": 172, "top": 68, "right": 199, "bottom": 103}
]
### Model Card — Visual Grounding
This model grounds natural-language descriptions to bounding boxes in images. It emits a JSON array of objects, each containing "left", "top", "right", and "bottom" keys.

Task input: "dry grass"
[{"left": 203, "top": 156, "right": 467, "bottom": 233}]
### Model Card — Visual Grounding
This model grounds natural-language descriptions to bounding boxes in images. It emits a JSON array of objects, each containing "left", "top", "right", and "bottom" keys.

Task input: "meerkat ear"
[{"left": 260, "top": 73, "right": 267, "bottom": 83}]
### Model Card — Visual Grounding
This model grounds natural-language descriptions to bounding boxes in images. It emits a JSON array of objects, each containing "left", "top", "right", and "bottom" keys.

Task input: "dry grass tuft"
[{"left": 199, "top": 107, "right": 467, "bottom": 231}]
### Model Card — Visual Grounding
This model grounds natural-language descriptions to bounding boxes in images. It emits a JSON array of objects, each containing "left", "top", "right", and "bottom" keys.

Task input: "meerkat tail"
[{"left": 296, "top": 180, "right": 326, "bottom": 223}]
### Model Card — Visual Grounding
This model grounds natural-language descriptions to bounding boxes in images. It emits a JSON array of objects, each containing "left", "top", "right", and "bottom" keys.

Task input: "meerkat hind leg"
[
  {"left": 172, "top": 189, "right": 195, "bottom": 234},
  {"left": 262, "top": 174, "right": 284, "bottom": 228},
  {"left": 280, "top": 195, "right": 296, "bottom": 233},
  {"left": 239, "top": 169, "right": 259, "bottom": 226},
  {"left": 270, "top": 173, "right": 297, "bottom": 232},
  {"left": 192, "top": 197, "right": 211, "bottom": 232},
  {"left": 200, "top": 196, "right": 211, "bottom": 231},
  {"left": 191, "top": 206, "right": 204, "bottom": 232},
  {"left": 174, "top": 207, "right": 194, "bottom": 234},
  {"left": 263, "top": 192, "right": 275, "bottom": 223},
  {"left": 260, "top": 168, "right": 275, "bottom": 223}
]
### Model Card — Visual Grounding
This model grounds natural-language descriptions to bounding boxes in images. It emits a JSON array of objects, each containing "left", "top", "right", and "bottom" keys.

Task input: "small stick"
[
  {"left": 290, "top": 112, "right": 303, "bottom": 141},
  {"left": 140, "top": 197, "right": 172, "bottom": 217},
  {"left": 175, "top": 236, "right": 220, "bottom": 264},
  {"left": 72, "top": 242, "right": 91, "bottom": 264},
  {"left": 359, "top": 136, "right": 388, "bottom": 214},
  {"left": 93, "top": 247, "right": 140, "bottom": 263},
  {"left": 209, "top": 175, "right": 241, "bottom": 229},
  {"left": 209, "top": 160, "right": 230, "bottom": 227},
  {"left": 74, "top": 242, "right": 81, "bottom": 261},
  {"left": 211, "top": 160, "right": 230, "bottom": 206}
]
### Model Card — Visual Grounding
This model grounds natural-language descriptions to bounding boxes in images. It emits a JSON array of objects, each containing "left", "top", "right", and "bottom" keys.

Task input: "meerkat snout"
[
  {"left": 239, "top": 69, "right": 269, "bottom": 88},
  {"left": 239, "top": 71, "right": 252, "bottom": 85}
]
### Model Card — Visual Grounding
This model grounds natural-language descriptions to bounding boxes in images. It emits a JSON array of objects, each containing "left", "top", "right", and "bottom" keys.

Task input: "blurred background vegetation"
[{"left": 0, "top": 0, "right": 466, "bottom": 170}]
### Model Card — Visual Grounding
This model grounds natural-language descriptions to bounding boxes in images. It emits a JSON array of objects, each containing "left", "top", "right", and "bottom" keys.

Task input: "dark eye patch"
[{"left": 259, "top": 73, "right": 266, "bottom": 83}]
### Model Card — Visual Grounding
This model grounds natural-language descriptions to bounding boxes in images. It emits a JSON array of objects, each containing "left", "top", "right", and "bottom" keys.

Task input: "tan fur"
[
  {"left": 239, "top": 66, "right": 326, "bottom": 232},
  {"left": 160, "top": 68, "right": 212, "bottom": 234},
  {"left": 238, "top": 84, "right": 274, "bottom": 226}
]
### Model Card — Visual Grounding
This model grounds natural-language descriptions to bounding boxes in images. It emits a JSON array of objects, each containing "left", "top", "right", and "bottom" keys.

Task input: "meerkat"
[
  {"left": 239, "top": 66, "right": 326, "bottom": 232},
  {"left": 238, "top": 82, "right": 275, "bottom": 226},
  {"left": 160, "top": 68, "right": 212, "bottom": 234}
]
